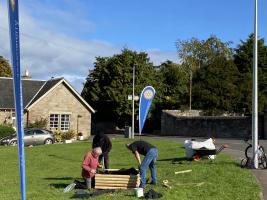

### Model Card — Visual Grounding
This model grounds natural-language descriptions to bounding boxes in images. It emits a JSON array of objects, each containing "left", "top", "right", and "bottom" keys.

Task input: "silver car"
[{"left": 0, "top": 128, "right": 55, "bottom": 146}]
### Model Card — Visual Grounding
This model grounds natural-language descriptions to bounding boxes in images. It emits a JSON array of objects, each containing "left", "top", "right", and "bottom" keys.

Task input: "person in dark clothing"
[
  {"left": 92, "top": 131, "right": 112, "bottom": 169},
  {"left": 126, "top": 141, "right": 158, "bottom": 188}
]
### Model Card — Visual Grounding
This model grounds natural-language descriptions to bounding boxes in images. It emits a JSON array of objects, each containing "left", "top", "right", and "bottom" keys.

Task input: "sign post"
[{"left": 7, "top": 0, "right": 26, "bottom": 199}]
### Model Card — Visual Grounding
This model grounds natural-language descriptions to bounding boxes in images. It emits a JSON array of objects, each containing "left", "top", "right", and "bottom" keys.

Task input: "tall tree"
[
  {"left": 234, "top": 34, "right": 267, "bottom": 113},
  {"left": 156, "top": 60, "right": 187, "bottom": 109},
  {"left": 176, "top": 35, "right": 232, "bottom": 111},
  {"left": 0, "top": 56, "right": 12, "bottom": 77},
  {"left": 193, "top": 56, "right": 241, "bottom": 115},
  {"left": 81, "top": 49, "right": 156, "bottom": 128},
  {"left": 176, "top": 38, "right": 202, "bottom": 110}
]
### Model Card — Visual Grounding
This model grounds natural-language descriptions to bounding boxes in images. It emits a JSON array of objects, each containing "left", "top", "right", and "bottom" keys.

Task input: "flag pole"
[
  {"left": 132, "top": 64, "right": 135, "bottom": 139},
  {"left": 252, "top": 0, "right": 258, "bottom": 169},
  {"left": 7, "top": 0, "right": 26, "bottom": 198}
]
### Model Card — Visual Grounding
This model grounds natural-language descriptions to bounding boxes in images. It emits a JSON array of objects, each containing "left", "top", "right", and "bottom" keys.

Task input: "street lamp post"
[
  {"left": 132, "top": 65, "right": 135, "bottom": 139},
  {"left": 252, "top": 0, "right": 258, "bottom": 169}
]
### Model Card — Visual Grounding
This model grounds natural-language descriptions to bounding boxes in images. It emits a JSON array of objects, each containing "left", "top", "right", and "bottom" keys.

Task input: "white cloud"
[
  {"left": 0, "top": 1, "right": 178, "bottom": 93},
  {"left": 146, "top": 49, "right": 178, "bottom": 65}
]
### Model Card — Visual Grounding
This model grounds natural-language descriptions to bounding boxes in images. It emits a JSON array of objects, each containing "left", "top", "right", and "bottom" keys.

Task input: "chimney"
[{"left": 22, "top": 68, "right": 31, "bottom": 79}]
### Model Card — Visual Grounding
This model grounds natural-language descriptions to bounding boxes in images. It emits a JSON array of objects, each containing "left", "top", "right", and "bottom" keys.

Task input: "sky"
[{"left": 0, "top": 0, "right": 267, "bottom": 92}]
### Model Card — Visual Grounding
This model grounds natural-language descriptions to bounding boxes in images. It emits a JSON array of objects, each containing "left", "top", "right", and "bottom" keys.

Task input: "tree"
[
  {"left": 0, "top": 56, "right": 12, "bottom": 77},
  {"left": 81, "top": 49, "right": 156, "bottom": 128},
  {"left": 193, "top": 56, "right": 241, "bottom": 115},
  {"left": 156, "top": 60, "right": 187, "bottom": 109},
  {"left": 176, "top": 35, "right": 233, "bottom": 110},
  {"left": 234, "top": 34, "right": 267, "bottom": 113}
]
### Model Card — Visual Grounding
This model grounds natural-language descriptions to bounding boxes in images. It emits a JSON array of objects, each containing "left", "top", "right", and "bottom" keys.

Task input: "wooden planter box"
[{"left": 95, "top": 169, "right": 140, "bottom": 189}]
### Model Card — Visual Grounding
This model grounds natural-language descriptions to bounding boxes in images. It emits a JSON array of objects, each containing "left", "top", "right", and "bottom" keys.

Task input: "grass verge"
[{"left": 0, "top": 137, "right": 261, "bottom": 200}]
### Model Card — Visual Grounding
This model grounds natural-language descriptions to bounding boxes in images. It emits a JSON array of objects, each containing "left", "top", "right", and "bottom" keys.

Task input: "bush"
[
  {"left": 61, "top": 130, "right": 76, "bottom": 140},
  {"left": 0, "top": 124, "right": 15, "bottom": 138},
  {"left": 53, "top": 130, "right": 63, "bottom": 143},
  {"left": 27, "top": 118, "right": 48, "bottom": 129}
]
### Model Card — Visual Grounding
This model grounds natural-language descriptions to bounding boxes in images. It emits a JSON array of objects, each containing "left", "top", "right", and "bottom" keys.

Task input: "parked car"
[{"left": 0, "top": 128, "right": 55, "bottom": 146}]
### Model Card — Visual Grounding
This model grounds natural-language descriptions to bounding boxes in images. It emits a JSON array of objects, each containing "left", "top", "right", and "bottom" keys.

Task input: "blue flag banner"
[
  {"left": 139, "top": 86, "right": 156, "bottom": 135},
  {"left": 7, "top": 0, "right": 26, "bottom": 200}
]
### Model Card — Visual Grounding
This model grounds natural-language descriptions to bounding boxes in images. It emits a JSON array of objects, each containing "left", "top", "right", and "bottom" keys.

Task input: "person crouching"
[{"left": 81, "top": 147, "right": 102, "bottom": 189}]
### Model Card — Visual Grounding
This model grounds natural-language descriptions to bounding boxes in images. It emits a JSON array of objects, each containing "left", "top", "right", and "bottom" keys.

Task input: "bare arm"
[{"left": 134, "top": 151, "right": 141, "bottom": 166}]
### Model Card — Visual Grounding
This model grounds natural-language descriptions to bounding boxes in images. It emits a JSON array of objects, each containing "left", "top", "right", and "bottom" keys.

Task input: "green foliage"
[
  {"left": 80, "top": 34, "right": 267, "bottom": 129},
  {"left": 234, "top": 34, "right": 267, "bottom": 113},
  {"left": 82, "top": 48, "right": 156, "bottom": 128},
  {"left": 0, "top": 56, "right": 12, "bottom": 77},
  {"left": 61, "top": 130, "right": 76, "bottom": 140},
  {"left": 54, "top": 130, "right": 76, "bottom": 142},
  {"left": 176, "top": 36, "right": 233, "bottom": 110},
  {"left": 193, "top": 57, "right": 241, "bottom": 115},
  {"left": 0, "top": 124, "right": 15, "bottom": 138},
  {"left": 157, "top": 61, "right": 188, "bottom": 108},
  {"left": 27, "top": 118, "right": 48, "bottom": 129},
  {"left": 53, "top": 130, "right": 63, "bottom": 143}
]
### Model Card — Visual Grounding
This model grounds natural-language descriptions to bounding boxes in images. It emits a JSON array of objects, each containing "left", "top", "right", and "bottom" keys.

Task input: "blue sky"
[{"left": 0, "top": 0, "right": 267, "bottom": 92}]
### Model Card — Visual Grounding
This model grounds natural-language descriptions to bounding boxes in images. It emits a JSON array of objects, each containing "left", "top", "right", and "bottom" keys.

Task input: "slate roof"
[
  {"left": 26, "top": 78, "right": 63, "bottom": 108},
  {"left": 0, "top": 77, "right": 46, "bottom": 109},
  {"left": 0, "top": 77, "right": 95, "bottom": 113}
]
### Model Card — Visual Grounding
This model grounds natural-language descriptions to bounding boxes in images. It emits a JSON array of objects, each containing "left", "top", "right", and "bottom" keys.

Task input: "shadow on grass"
[
  {"left": 49, "top": 183, "right": 69, "bottom": 189},
  {"left": 48, "top": 154, "right": 80, "bottom": 162},
  {"left": 158, "top": 157, "right": 189, "bottom": 164},
  {"left": 44, "top": 177, "right": 79, "bottom": 180}
]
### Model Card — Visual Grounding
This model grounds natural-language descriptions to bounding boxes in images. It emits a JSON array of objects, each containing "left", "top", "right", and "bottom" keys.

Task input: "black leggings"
[{"left": 99, "top": 153, "right": 109, "bottom": 169}]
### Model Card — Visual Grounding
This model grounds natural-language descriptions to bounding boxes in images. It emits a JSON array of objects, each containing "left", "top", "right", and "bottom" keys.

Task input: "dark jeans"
[
  {"left": 99, "top": 152, "right": 110, "bottom": 169},
  {"left": 139, "top": 148, "right": 158, "bottom": 188}
]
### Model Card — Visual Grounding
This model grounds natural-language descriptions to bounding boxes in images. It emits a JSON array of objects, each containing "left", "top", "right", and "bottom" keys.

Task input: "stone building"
[{"left": 0, "top": 77, "right": 95, "bottom": 138}]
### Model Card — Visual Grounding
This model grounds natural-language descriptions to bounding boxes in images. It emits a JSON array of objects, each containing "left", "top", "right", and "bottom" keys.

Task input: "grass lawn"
[{"left": 0, "top": 137, "right": 261, "bottom": 200}]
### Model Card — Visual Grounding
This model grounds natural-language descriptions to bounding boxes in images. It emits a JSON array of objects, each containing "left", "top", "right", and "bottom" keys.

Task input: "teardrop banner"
[
  {"left": 8, "top": 0, "right": 26, "bottom": 200},
  {"left": 139, "top": 86, "right": 156, "bottom": 135}
]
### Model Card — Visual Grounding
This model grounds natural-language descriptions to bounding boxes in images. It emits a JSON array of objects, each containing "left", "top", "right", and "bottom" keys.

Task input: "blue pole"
[{"left": 7, "top": 0, "right": 26, "bottom": 199}]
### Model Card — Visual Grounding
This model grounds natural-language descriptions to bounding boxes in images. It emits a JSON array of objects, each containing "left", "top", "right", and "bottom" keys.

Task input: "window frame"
[{"left": 49, "top": 113, "right": 71, "bottom": 131}]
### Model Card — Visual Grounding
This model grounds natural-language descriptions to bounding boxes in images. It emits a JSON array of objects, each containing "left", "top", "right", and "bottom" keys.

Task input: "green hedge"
[{"left": 0, "top": 124, "right": 15, "bottom": 138}]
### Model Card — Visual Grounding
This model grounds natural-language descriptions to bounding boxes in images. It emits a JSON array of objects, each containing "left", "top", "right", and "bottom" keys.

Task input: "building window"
[
  {"left": 50, "top": 114, "right": 59, "bottom": 130},
  {"left": 61, "top": 114, "right": 70, "bottom": 131},
  {"left": 49, "top": 114, "right": 70, "bottom": 131}
]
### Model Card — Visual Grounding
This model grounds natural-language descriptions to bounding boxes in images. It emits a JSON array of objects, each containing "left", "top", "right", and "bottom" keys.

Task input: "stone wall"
[
  {"left": 0, "top": 110, "right": 14, "bottom": 125},
  {"left": 161, "top": 110, "right": 265, "bottom": 139},
  {"left": 27, "top": 82, "right": 92, "bottom": 138}
]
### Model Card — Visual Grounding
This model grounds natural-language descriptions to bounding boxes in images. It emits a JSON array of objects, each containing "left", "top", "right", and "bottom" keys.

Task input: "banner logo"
[{"left": 144, "top": 89, "right": 154, "bottom": 100}]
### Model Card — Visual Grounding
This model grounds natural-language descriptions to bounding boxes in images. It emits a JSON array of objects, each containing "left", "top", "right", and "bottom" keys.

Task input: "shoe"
[
  {"left": 63, "top": 182, "right": 76, "bottom": 193},
  {"left": 149, "top": 182, "right": 157, "bottom": 185},
  {"left": 193, "top": 155, "right": 201, "bottom": 161}
]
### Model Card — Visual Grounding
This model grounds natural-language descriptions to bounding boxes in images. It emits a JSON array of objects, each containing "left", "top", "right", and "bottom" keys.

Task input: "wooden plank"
[
  {"left": 95, "top": 169, "right": 140, "bottom": 189},
  {"left": 95, "top": 180, "right": 139, "bottom": 184},
  {"left": 95, "top": 186, "right": 129, "bottom": 189},
  {"left": 96, "top": 177, "right": 139, "bottom": 181},
  {"left": 103, "top": 169, "right": 139, "bottom": 172},
  {"left": 95, "top": 184, "right": 137, "bottom": 187},
  {"left": 95, "top": 174, "right": 139, "bottom": 178}
]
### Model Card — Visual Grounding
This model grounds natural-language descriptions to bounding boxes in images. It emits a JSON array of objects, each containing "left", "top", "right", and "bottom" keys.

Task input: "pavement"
[{"left": 147, "top": 136, "right": 267, "bottom": 200}]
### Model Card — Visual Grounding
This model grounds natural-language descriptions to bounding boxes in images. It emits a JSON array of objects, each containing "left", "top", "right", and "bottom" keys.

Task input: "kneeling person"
[
  {"left": 126, "top": 141, "right": 158, "bottom": 188},
  {"left": 81, "top": 147, "right": 102, "bottom": 189}
]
